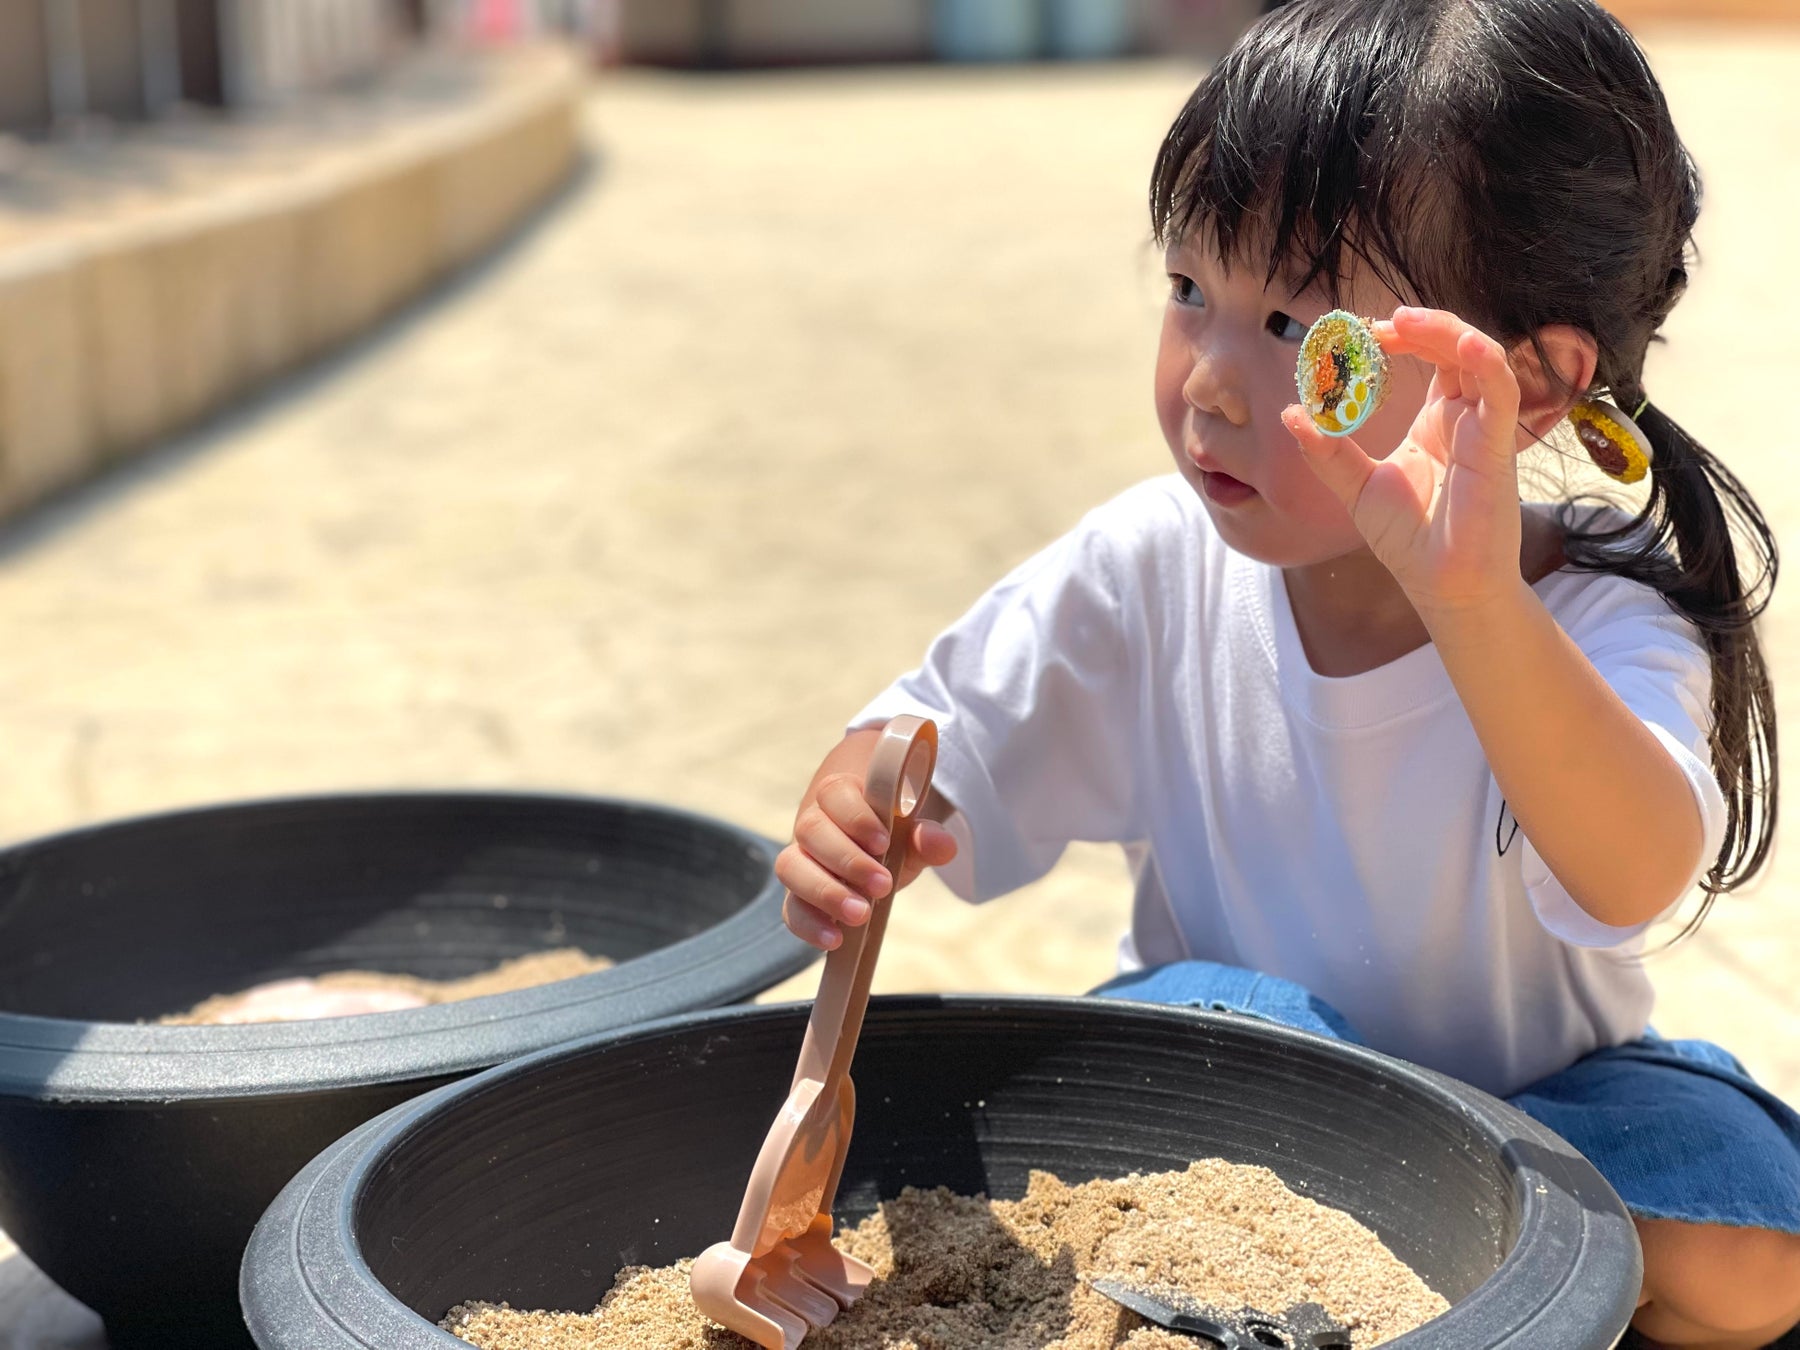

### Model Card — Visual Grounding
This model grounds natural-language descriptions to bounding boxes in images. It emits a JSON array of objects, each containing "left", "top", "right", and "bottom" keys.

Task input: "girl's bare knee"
[{"left": 1637, "top": 1218, "right": 1800, "bottom": 1335}]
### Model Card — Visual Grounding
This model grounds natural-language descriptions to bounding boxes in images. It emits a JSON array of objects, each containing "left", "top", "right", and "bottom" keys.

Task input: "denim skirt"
[{"left": 1092, "top": 960, "right": 1800, "bottom": 1234}]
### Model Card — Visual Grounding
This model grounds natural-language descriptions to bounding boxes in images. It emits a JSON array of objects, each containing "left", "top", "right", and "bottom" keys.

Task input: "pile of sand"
[
  {"left": 442, "top": 1159, "right": 1448, "bottom": 1349},
  {"left": 162, "top": 948, "right": 613, "bottom": 1024}
]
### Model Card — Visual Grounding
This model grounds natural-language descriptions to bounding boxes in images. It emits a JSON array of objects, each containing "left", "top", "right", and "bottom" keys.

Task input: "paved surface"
[{"left": 0, "top": 29, "right": 1797, "bottom": 1340}]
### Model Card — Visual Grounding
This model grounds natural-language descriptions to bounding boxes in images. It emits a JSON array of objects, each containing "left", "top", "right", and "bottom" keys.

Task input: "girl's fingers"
[
  {"left": 1456, "top": 328, "right": 1523, "bottom": 457},
  {"left": 777, "top": 818, "right": 953, "bottom": 949},
  {"left": 774, "top": 841, "right": 877, "bottom": 928},
  {"left": 800, "top": 783, "right": 894, "bottom": 900},
  {"left": 1381, "top": 308, "right": 1486, "bottom": 402},
  {"left": 910, "top": 819, "right": 959, "bottom": 865},
  {"left": 895, "top": 819, "right": 958, "bottom": 887},
  {"left": 1382, "top": 308, "right": 1520, "bottom": 465},
  {"left": 1375, "top": 306, "right": 1482, "bottom": 362},
  {"left": 815, "top": 772, "right": 895, "bottom": 861},
  {"left": 1282, "top": 404, "right": 1377, "bottom": 510},
  {"left": 782, "top": 891, "right": 843, "bottom": 951},
  {"left": 1286, "top": 403, "right": 1443, "bottom": 562},
  {"left": 782, "top": 777, "right": 958, "bottom": 943},
  {"left": 1421, "top": 393, "right": 1467, "bottom": 466}
]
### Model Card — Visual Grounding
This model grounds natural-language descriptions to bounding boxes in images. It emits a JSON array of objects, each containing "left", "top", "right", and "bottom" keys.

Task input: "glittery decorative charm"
[
  {"left": 1569, "top": 399, "right": 1653, "bottom": 484},
  {"left": 1296, "top": 310, "right": 1390, "bottom": 437}
]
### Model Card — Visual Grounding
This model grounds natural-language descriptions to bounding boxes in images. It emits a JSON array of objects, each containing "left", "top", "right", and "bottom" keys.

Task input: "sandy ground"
[{"left": 0, "top": 27, "right": 1797, "bottom": 1342}]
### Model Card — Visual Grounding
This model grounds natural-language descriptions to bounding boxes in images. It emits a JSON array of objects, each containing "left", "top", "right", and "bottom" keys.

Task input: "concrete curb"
[{"left": 0, "top": 50, "right": 584, "bottom": 519}]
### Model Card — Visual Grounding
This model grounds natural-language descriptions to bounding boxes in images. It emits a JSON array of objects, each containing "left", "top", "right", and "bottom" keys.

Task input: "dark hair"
[{"left": 1151, "top": 0, "right": 1776, "bottom": 924}]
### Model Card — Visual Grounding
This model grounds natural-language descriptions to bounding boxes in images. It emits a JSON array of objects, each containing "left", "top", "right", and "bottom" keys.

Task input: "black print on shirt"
[{"left": 1495, "top": 799, "right": 1520, "bottom": 857}]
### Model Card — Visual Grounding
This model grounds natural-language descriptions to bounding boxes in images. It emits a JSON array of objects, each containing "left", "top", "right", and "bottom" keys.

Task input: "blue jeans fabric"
[{"left": 1092, "top": 959, "right": 1800, "bottom": 1233}]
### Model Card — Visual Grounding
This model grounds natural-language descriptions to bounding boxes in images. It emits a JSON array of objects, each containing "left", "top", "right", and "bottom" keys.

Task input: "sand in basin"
[
  {"left": 163, "top": 948, "right": 613, "bottom": 1024},
  {"left": 441, "top": 1159, "right": 1448, "bottom": 1349}
]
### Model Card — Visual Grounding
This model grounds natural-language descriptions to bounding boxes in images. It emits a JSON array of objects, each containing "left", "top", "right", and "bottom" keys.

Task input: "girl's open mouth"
[{"left": 1200, "top": 469, "right": 1256, "bottom": 505}]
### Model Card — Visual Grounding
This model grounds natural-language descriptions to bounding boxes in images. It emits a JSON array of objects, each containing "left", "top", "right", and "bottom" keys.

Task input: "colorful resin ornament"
[
  {"left": 1297, "top": 310, "right": 1390, "bottom": 437},
  {"left": 1568, "top": 398, "right": 1653, "bottom": 485}
]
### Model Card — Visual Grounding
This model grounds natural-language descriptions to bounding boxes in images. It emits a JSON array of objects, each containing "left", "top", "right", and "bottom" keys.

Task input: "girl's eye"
[
  {"left": 1267, "top": 311, "right": 1307, "bottom": 341},
  {"left": 1168, "top": 274, "right": 1203, "bottom": 307}
]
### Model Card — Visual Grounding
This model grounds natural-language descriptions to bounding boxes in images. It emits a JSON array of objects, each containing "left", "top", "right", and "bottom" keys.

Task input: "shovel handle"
[{"left": 790, "top": 715, "right": 936, "bottom": 1095}]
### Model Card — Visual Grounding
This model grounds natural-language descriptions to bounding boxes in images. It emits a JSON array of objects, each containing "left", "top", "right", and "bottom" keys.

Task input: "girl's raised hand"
[
  {"left": 775, "top": 766, "right": 959, "bottom": 951},
  {"left": 1282, "top": 307, "right": 1527, "bottom": 617}
]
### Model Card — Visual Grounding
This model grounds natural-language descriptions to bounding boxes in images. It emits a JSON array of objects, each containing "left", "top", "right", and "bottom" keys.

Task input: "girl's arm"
[
  {"left": 1425, "top": 586, "right": 1704, "bottom": 927},
  {"left": 1284, "top": 306, "right": 1709, "bottom": 929}
]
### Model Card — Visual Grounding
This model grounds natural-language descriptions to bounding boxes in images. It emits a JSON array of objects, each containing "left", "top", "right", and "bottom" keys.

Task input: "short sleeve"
[
  {"left": 1521, "top": 589, "right": 1728, "bottom": 948},
  {"left": 846, "top": 509, "right": 1146, "bottom": 904}
]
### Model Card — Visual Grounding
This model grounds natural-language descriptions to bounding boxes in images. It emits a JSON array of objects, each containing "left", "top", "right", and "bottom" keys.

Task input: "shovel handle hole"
[{"left": 897, "top": 736, "right": 933, "bottom": 817}]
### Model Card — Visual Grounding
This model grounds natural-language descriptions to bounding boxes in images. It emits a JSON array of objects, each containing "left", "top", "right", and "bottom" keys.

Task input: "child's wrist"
[{"left": 1412, "top": 577, "right": 1541, "bottom": 656}]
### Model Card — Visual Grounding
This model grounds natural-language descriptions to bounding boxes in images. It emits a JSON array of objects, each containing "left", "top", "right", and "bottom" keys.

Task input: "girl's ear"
[{"left": 1511, "top": 325, "right": 1599, "bottom": 443}]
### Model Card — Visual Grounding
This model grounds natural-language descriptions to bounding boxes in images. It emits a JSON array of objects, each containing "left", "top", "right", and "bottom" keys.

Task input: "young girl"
[{"left": 775, "top": 1, "right": 1800, "bottom": 1345}]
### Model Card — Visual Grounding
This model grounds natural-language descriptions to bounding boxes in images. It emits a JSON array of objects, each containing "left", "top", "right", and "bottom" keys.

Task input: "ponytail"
[{"left": 1559, "top": 398, "right": 1779, "bottom": 936}]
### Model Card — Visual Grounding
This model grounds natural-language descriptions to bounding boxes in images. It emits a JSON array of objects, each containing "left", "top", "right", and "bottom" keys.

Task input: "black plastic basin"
[
  {"left": 242, "top": 996, "right": 1641, "bottom": 1349},
  {"left": 0, "top": 791, "right": 814, "bottom": 1350}
]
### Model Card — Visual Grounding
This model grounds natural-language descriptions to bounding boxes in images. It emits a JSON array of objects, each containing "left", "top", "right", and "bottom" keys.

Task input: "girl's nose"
[{"left": 1181, "top": 347, "right": 1251, "bottom": 427}]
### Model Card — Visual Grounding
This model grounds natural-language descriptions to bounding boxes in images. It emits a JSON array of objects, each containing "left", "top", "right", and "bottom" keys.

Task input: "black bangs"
[{"left": 1150, "top": 0, "right": 1471, "bottom": 312}]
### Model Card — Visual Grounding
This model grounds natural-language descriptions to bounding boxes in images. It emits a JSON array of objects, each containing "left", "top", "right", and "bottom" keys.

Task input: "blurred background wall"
[
  {"left": 594, "top": 0, "right": 1787, "bottom": 67},
  {"left": 0, "top": 0, "right": 600, "bottom": 136},
  {"left": 0, "top": 2, "right": 587, "bottom": 521},
  {"left": 3, "top": 0, "right": 1777, "bottom": 141},
  {"left": 0, "top": 1, "right": 390, "bottom": 134}
]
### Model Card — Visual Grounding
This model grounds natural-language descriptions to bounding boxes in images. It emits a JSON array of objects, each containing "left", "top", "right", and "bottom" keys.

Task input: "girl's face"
[{"left": 1154, "top": 231, "right": 1431, "bottom": 567}]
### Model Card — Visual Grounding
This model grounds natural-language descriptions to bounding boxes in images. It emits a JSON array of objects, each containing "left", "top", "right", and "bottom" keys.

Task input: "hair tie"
[{"left": 1570, "top": 394, "right": 1653, "bottom": 484}]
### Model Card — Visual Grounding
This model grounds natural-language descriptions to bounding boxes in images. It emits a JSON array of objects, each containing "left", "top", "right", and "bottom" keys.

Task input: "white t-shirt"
[{"left": 850, "top": 475, "right": 1728, "bottom": 1096}]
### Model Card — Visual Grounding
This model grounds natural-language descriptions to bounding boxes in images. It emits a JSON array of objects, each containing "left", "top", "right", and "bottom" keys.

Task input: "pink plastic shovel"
[{"left": 690, "top": 715, "right": 938, "bottom": 1349}]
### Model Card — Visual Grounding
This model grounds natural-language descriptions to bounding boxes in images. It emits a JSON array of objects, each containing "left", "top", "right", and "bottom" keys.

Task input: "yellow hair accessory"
[{"left": 1569, "top": 398, "right": 1652, "bottom": 485}]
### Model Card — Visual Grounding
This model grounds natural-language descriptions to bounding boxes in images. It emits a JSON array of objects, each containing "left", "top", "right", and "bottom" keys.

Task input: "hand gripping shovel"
[{"left": 690, "top": 715, "right": 937, "bottom": 1349}]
